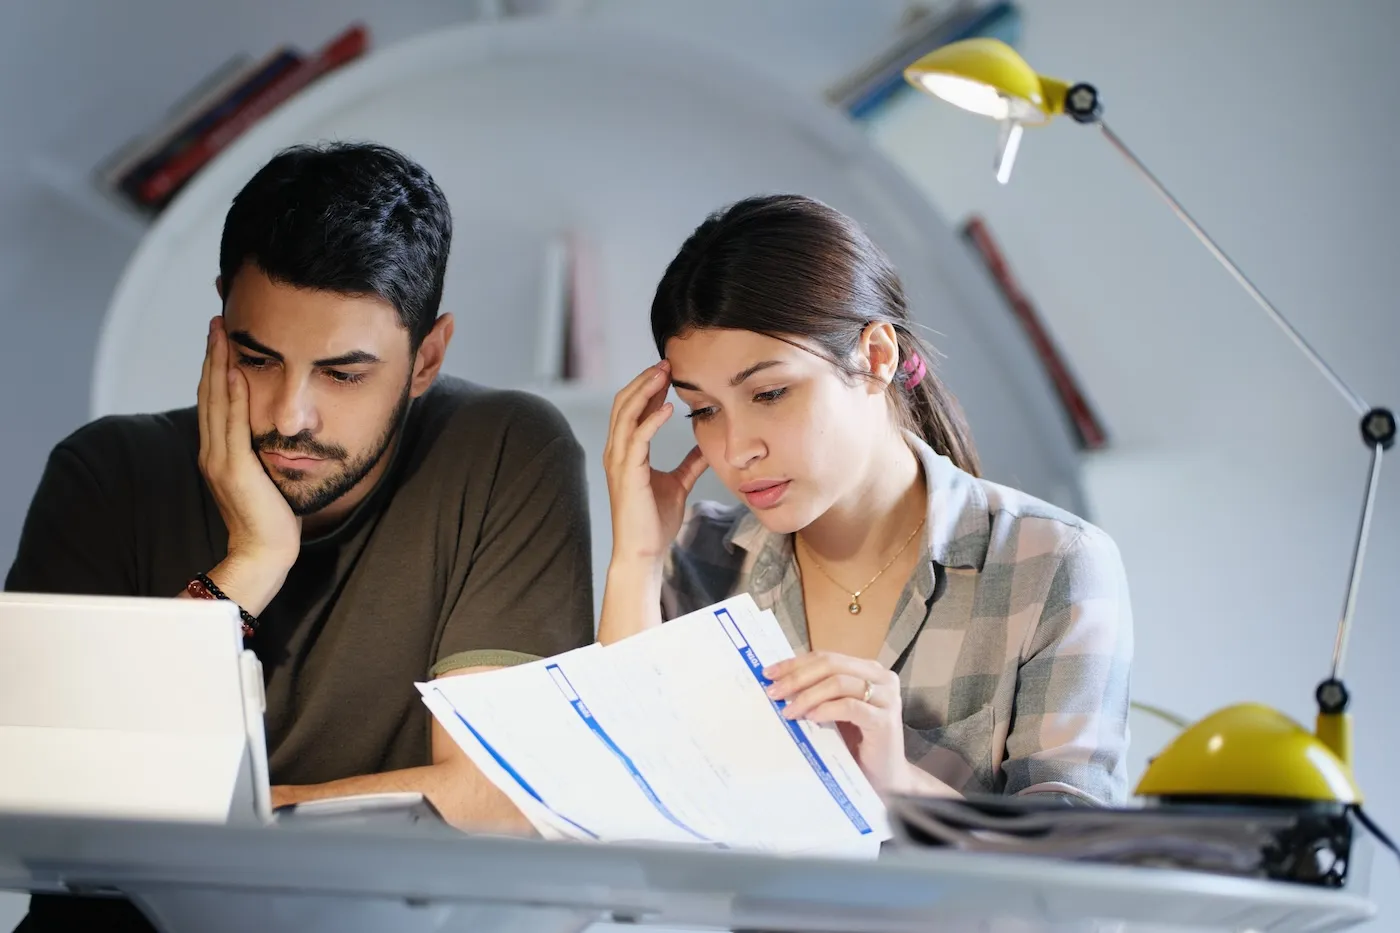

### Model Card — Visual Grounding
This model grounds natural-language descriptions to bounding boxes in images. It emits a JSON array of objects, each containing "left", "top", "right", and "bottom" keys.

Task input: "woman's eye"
[
  {"left": 754, "top": 387, "right": 787, "bottom": 404},
  {"left": 686, "top": 407, "right": 717, "bottom": 422}
]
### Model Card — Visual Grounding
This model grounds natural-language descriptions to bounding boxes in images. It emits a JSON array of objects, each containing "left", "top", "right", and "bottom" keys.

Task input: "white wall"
[{"left": 868, "top": 0, "right": 1399, "bottom": 924}]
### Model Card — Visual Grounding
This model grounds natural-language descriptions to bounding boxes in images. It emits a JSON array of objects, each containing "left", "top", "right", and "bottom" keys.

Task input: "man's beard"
[{"left": 253, "top": 383, "right": 411, "bottom": 517}]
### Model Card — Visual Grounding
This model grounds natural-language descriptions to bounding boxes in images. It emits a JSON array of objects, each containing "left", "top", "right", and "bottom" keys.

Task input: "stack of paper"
[
  {"left": 887, "top": 793, "right": 1359, "bottom": 886},
  {"left": 417, "top": 595, "right": 890, "bottom": 857}
]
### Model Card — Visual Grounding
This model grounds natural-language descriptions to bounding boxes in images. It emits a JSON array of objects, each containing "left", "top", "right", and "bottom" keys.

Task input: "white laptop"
[{"left": 0, "top": 592, "right": 272, "bottom": 824}]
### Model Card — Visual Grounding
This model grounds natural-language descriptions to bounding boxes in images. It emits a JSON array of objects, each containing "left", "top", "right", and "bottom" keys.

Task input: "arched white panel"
[{"left": 96, "top": 18, "right": 1085, "bottom": 606}]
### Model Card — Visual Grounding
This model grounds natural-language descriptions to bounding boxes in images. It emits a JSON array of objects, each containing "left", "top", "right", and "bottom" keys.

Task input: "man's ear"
[
  {"left": 857, "top": 321, "right": 901, "bottom": 391},
  {"left": 215, "top": 276, "right": 225, "bottom": 302},
  {"left": 410, "top": 314, "right": 455, "bottom": 397}
]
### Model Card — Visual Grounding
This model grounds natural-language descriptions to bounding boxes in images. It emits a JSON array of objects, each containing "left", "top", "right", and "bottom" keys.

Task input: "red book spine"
[
  {"left": 138, "top": 24, "right": 369, "bottom": 205},
  {"left": 961, "top": 216, "right": 1109, "bottom": 451}
]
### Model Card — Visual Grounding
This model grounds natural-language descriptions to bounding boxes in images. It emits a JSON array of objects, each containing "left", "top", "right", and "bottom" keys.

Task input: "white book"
[{"left": 417, "top": 595, "right": 889, "bottom": 857}]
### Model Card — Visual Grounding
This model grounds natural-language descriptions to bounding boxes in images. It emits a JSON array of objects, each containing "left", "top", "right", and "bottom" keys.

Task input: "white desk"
[{"left": 0, "top": 812, "right": 1376, "bottom": 933}]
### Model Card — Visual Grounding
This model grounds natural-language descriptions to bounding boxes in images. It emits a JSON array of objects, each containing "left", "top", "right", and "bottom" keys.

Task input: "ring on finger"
[{"left": 861, "top": 679, "right": 873, "bottom": 704}]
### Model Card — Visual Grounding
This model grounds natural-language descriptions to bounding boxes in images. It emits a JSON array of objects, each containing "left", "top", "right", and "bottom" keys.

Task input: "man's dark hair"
[{"left": 219, "top": 141, "right": 453, "bottom": 350}]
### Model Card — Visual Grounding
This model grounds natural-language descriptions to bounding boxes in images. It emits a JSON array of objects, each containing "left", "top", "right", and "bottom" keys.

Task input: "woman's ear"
[{"left": 857, "top": 322, "right": 901, "bottom": 389}]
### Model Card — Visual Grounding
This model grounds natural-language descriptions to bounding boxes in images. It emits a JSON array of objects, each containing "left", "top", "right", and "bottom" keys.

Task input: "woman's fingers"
[
  {"left": 765, "top": 651, "right": 886, "bottom": 701},
  {"left": 625, "top": 401, "right": 674, "bottom": 469},
  {"left": 802, "top": 697, "right": 883, "bottom": 731},
  {"left": 607, "top": 365, "right": 673, "bottom": 471},
  {"left": 779, "top": 672, "right": 871, "bottom": 720},
  {"left": 606, "top": 366, "right": 652, "bottom": 439},
  {"left": 670, "top": 445, "right": 709, "bottom": 492},
  {"left": 606, "top": 361, "right": 670, "bottom": 445}
]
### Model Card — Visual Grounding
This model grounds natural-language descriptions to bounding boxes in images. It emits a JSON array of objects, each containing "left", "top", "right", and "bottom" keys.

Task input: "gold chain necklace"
[{"left": 797, "top": 514, "right": 927, "bottom": 615}]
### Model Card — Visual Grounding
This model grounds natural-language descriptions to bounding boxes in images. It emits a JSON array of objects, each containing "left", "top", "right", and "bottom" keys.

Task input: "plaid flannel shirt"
[{"left": 661, "top": 432, "right": 1133, "bottom": 805}]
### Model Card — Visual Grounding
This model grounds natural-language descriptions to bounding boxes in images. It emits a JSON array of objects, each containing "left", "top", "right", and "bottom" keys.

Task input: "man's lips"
[{"left": 263, "top": 451, "right": 325, "bottom": 468}]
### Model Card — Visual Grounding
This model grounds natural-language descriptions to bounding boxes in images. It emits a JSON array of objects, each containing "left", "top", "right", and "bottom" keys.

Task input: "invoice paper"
[{"left": 416, "top": 594, "right": 889, "bottom": 856}]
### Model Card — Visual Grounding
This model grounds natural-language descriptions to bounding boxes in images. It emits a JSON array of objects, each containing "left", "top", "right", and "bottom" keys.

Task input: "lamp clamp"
[
  {"left": 1361, "top": 407, "right": 1395, "bottom": 450},
  {"left": 1316, "top": 678, "right": 1350, "bottom": 715},
  {"left": 1064, "top": 82, "right": 1102, "bottom": 123}
]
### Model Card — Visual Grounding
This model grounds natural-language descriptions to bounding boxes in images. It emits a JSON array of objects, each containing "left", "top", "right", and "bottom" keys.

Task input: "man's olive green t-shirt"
[{"left": 5, "top": 375, "right": 595, "bottom": 784}]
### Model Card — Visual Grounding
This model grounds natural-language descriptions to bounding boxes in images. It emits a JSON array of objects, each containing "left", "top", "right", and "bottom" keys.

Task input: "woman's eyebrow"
[{"left": 670, "top": 360, "right": 783, "bottom": 392}]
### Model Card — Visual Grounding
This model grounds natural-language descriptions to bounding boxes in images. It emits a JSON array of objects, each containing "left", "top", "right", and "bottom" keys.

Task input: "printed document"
[{"left": 417, "top": 595, "right": 889, "bottom": 856}]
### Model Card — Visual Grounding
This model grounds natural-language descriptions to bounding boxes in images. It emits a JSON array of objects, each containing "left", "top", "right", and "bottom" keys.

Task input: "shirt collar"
[
  {"left": 908, "top": 430, "right": 991, "bottom": 571},
  {"left": 724, "top": 430, "right": 992, "bottom": 573}
]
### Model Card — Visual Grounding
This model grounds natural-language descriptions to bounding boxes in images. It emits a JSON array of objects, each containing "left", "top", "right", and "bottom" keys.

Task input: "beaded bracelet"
[{"left": 186, "top": 572, "right": 259, "bottom": 638}]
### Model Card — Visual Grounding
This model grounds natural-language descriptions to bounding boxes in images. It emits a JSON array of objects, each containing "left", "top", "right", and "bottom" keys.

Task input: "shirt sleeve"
[
  {"left": 1001, "top": 524, "right": 1134, "bottom": 805},
  {"left": 431, "top": 406, "right": 595, "bottom": 677},
  {"left": 5, "top": 441, "right": 137, "bottom": 597},
  {"left": 660, "top": 501, "right": 747, "bottom": 622}
]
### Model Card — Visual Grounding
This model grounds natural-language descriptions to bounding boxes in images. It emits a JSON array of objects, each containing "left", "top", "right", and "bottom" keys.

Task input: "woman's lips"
[{"left": 740, "top": 479, "right": 791, "bottom": 510}]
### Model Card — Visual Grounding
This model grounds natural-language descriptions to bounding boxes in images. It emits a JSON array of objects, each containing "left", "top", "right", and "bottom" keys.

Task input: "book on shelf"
[
  {"left": 95, "top": 23, "right": 370, "bottom": 216},
  {"left": 109, "top": 49, "right": 305, "bottom": 205},
  {"left": 94, "top": 52, "right": 258, "bottom": 190}
]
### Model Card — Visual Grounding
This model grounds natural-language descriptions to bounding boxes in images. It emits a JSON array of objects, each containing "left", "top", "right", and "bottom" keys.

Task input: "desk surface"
[{"left": 0, "top": 812, "right": 1377, "bottom": 933}]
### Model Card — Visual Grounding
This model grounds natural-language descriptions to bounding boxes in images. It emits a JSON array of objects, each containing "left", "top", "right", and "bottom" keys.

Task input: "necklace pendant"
[{"left": 848, "top": 600, "right": 862, "bottom": 615}]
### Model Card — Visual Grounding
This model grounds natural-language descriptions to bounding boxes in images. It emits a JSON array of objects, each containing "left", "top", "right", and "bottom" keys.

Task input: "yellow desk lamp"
[{"left": 904, "top": 38, "right": 1395, "bottom": 808}]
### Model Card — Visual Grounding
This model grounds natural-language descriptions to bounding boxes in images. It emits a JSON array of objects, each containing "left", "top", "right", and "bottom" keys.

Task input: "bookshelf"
[{"left": 64, "top": 25, "right": 368, "bottom": 230}]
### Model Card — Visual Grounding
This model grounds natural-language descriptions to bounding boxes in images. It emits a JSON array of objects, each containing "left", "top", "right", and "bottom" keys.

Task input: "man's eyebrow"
[
  {"left": 228, "top": 332, "right": 381, "bottom": 367},
  {"left": 669, "top": 360, "right": 784, "bottom": 393},
  {"left": 229, "top": 331, "right": 282, "bottom": 361},
  {"left": 313, "top": 350, "right": 382, "bottom": 367}
]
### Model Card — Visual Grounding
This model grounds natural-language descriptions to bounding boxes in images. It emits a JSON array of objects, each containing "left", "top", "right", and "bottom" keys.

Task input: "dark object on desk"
[
  {"left": 887, "top": 793, "right": 1357, "bottom": 889},
  {"left": 15, "top": 896, "right": 156, "bottom": 933}
]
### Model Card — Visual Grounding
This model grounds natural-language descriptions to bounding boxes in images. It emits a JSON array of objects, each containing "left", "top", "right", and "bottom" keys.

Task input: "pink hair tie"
[{"left": 902, "top": 353, "right": 926, "bottom": 389}]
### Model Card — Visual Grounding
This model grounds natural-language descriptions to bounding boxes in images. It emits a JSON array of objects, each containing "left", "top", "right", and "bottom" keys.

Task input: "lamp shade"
[
  {"left": 1134, "top": 703, "right": 1361, "bottom": 804},
  {"left": 903, "top": 37, "right": 1066, "bottom": 124}
]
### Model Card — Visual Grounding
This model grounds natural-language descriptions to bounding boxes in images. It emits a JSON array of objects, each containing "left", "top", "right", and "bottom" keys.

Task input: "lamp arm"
[
  {"left": 1331, "top": 443, "right": 1385, "bottom": 680},
  {"left": 1095, "top": 120, "right": 1369, "bottom": 416},
  {"left": 1069, "top": 108, "right": 1397, "bottom": 723}
]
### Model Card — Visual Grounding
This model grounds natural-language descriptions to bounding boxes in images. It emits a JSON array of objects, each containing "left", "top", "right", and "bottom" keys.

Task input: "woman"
[{"left": 600, "top": 194, "right": 1132, "bottom": 805}]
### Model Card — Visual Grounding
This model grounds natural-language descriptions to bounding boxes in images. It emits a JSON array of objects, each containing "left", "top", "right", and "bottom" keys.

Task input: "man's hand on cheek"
[{"left": 195, "top": 316, "right": 301, "bottom": 615}]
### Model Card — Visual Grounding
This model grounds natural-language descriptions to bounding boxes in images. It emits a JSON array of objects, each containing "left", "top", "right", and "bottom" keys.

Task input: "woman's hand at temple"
[
  {"left": 597, "top": 361, "right": 708, "bottom": 644},
  {"left": 603, "top": 360, "right": 708, "bottom": 565}
]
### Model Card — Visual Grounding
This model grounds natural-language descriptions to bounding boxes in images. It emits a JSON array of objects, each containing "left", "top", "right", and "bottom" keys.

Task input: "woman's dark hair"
[
  {"left": 219, "top": 141, "right": 452, "bottom": 352},
  {"left": 650, "top": 194, "right": 981, "bottom": 476}
]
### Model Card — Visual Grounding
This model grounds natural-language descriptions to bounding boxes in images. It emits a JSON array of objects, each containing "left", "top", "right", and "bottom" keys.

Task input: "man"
[{"left": 7, "top": 142, "right": 594, "bottom": 931}]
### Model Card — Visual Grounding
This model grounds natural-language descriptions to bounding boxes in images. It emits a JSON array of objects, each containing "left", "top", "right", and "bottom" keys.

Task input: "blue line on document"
[
  {"left": 432, "top": 688, "right": 597, "bottom": 840},
  {"left": 713, "top": 608, "right": 873, "bottom": 835},
  {"left": 545, "top": 664, "right": 711, "bottom": 843}
]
